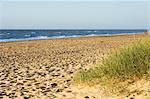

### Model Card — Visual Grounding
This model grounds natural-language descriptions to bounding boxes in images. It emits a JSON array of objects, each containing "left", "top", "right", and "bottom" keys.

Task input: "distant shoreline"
[{"left": 0, "top": 32, "right": 146, "bottom": 43}]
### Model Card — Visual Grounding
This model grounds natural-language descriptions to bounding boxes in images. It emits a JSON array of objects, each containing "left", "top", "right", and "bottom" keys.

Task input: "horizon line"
[{"left": 0, "top": 29, "right": 148, "bottom": 30}]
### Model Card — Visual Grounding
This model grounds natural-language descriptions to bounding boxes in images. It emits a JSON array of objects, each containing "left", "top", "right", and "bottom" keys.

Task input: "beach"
[{"left": 0, "top": 34, "right": 147, "bottom": 99}]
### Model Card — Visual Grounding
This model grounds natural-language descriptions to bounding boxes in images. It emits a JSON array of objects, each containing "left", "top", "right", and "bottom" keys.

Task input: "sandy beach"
[{"left": 0, "top": 34, "right": 147, "bottom": 99}]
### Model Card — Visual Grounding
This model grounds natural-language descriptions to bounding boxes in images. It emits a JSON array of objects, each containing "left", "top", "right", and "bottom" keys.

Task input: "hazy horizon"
[{"left": 1, "top": 0, "right": 150, "bottom": 29}]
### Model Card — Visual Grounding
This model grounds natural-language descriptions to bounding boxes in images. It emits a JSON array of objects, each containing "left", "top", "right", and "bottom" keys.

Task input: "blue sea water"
[{"left": 0, "top": 29, "right": 147, "bottom": 42}]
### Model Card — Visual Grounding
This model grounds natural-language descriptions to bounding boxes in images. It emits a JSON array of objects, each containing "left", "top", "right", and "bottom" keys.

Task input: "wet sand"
[{"left": 0, "top": 34, "right": 147, "bottom": 99}]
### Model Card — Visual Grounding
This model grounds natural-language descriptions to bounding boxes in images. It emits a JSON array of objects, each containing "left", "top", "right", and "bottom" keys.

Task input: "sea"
[{"left": 0, "top": 29, "right": 147, "bottom": 42}]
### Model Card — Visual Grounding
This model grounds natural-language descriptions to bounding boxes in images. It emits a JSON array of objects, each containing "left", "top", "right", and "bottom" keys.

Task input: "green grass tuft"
[
  {"left": 101, "top": 38, "right": 150, "bottom": 79},
  {"left": 74, "top": 37, "right": 150, "bottom": 92}
]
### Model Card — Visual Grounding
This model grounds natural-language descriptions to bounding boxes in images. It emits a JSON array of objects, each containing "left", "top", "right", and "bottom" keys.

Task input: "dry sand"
[{"left": 0, "top": 34, "right": 149, "bottom": 99}]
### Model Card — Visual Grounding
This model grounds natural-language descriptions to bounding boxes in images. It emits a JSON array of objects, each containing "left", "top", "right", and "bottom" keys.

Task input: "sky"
[{"left": 0, "top": 0, "right": 149, "bottom": 29}]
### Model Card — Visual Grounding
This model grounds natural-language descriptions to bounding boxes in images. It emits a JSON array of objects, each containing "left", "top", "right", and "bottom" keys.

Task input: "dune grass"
[{"left": 74, "top": 37, "right": 150, "bottom": 93}]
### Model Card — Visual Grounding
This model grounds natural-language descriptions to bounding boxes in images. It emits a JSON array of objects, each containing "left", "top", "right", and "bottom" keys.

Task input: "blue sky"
[{"left": 1, "top": 0, "right": 149, "bottom": 29}]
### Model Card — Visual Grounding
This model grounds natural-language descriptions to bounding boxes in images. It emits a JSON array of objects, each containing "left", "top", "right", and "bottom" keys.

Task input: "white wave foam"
[
  {"left": 87, "top": 31, "right": 92, "bottom": 33},
  {"left": 26, "top": 36, "right": 49, "bottom": 40},
  {"left": 0, "top": 34, "right": 111, "bottom": 42},
  {"left": 25, "top": 34, "right": 31, "bottom": 37},
  {"left": 0, "top": 36, "right": 50, "bottom": 42},
  {"left": 86, "top": 34, "right": 98, "bottom": 36},
  {"left": 31, "top": 32, "right": 36, "bottom": 34},
  {"left": 51, "top": 36, "right": 66, "bottom": 38},
  {"left": 52, "top": 35, "right": 81, "bottom": 38},
  {"left": 85, "top": 34, "right": 111, "bottom": 37}
]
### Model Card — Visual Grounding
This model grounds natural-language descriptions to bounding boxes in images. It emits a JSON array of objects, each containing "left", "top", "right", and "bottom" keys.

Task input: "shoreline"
[{"left": 0, "top": 32, "right": 146, "bottom": 43}]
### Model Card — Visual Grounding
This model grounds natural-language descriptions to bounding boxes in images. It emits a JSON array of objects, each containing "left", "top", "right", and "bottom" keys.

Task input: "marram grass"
[{"left": 74, "top": 37, "right": 150, "bottom": 85}]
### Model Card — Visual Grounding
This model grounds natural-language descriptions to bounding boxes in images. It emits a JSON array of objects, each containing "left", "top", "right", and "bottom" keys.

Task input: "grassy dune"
[{"left": 74, "top": 36, "right": 150, "bottom": 93}]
